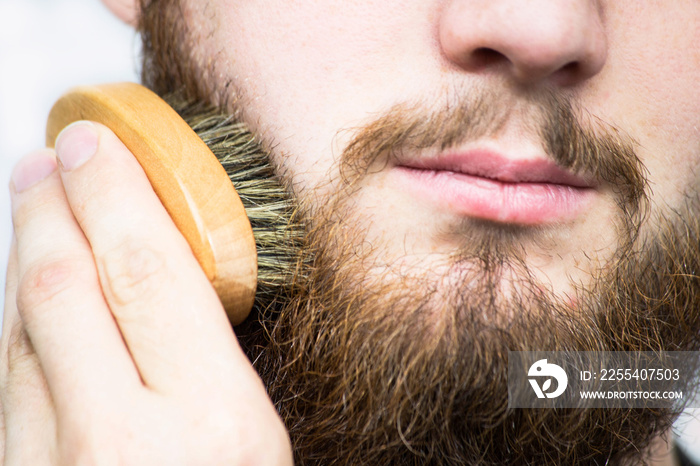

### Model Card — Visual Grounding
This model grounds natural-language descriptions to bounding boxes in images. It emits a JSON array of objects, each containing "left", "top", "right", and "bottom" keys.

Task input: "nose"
[{"left": 438, "top": 0, "right": 608, "bottom": 86}]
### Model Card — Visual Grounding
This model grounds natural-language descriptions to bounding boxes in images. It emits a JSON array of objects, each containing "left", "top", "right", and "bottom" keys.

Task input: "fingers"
[
  {"left": 10, "top": 149, "right": 141, "bottom": 418},
  {"left": 6, "top": 132, "right": 289, "bottom": 465},
  {"left": 0, "top": 240, "right": 56, "bottom": 464},
  {"left": 52, "top": 122, "right": 257, "bottom": 394}
]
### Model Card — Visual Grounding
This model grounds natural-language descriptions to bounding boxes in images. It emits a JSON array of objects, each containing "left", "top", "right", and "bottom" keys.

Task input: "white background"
[{"left": 0, "top": 0, "right": 698, "bottom": 459}]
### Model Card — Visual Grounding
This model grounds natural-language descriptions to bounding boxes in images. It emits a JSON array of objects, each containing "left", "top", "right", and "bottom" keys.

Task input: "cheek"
[
  {"left": 208, "top": 0, "right": 438, "bottom": 189},
  {"left": 634, "top": 58, "right": 700, "bottom": 205},
  {"left": 596, "top": 4, "right": 700, "bottom": 206}
]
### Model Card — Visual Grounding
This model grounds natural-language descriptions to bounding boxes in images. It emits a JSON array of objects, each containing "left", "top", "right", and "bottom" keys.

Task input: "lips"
[{"left": 392, "top": 150, "right": 596, "bottom": 225}]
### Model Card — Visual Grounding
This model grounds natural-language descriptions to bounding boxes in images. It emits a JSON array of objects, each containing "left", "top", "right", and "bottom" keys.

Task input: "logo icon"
[{"left": 528, "top": 359, "right": 568, "bottom": 399}]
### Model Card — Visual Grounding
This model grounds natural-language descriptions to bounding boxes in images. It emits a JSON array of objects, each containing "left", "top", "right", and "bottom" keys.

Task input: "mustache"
[{"left": 340, "top": 89, "right": 649, "bottom": 220}]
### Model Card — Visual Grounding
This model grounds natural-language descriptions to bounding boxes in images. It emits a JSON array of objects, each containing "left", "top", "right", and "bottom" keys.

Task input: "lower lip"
[{"left": 393, "top": 167, "right": 595, "bottom": 225}]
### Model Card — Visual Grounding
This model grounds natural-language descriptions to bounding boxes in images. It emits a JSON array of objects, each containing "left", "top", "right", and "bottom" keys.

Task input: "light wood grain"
[{"left": 46, "top": 82, "right": 257, "bottom": 325}]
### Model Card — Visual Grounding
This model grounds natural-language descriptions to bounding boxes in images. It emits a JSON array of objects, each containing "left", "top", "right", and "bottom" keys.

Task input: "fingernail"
[
  {"left": 10, "top": 149, "right": 58, "bottom": 193},
  {"left": 55, "top": 121, "right": 99, "bottom": 171}
]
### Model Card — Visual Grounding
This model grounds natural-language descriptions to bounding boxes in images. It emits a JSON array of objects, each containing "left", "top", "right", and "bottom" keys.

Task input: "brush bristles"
[{"left": 164, "top": 95, "right": 305, "bottom": 311}]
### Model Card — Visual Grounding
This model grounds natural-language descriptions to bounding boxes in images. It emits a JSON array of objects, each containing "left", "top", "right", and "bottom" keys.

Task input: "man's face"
[{"left": 149, "top": 1, "right": 700, "bottom": 463}]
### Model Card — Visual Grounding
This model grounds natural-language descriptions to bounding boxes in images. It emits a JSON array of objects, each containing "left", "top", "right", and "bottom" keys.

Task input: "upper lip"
[{"left": 397, "top": 150, "right": 596, "bottom": 188}]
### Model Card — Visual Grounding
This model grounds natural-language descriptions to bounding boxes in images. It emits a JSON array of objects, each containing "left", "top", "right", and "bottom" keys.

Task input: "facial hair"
[
  {"left": 230, "top": 91, "right": 700, "bottom": 465},
  {"left": 138, "top": 5, "right": 700, "bottom": 464},
  {"left": 152, "top": 89, "right": 700, "bottom": 465}
]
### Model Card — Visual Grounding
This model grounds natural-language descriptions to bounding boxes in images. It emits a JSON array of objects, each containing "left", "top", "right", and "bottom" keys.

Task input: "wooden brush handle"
[{"left": 46, "top": 82, "right": 257, "bottom": 325}]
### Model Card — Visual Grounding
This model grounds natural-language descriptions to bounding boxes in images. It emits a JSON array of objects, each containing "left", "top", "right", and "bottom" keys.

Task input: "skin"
[{"left": 2, "top": 0, "right": 699, "bottom": 463}]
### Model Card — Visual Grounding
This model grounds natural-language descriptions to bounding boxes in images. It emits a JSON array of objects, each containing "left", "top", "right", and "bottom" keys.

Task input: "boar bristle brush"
[{"left": 47, "top": 82, "right": 302, "bottom": 325}]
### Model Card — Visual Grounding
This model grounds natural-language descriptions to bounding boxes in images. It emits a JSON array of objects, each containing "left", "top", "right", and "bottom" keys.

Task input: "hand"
[{"left": 1, "top": 121, "right": 292, "bottom": 465}]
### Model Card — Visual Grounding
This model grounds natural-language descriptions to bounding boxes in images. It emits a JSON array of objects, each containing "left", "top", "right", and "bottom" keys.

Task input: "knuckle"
[
  {"left": 5, "top": 321, "right": 36, "bottom": 375},
  {"left": 1, "top": 322, "right": 46, "bottom": 401},
  {"left": 100, "top": 239, "right": 169, "bottom": 307},
  {"left": 16, "top": 257, "right": 92, "bottom": 319}
]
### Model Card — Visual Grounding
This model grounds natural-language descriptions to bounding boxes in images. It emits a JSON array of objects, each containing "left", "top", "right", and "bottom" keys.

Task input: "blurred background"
[{"left": 0, "top": 0, "right": 698, "bottom": 460}]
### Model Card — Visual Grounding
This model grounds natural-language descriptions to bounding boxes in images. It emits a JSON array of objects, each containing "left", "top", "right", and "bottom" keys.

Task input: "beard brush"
[{"left": 46, "top": 82, "right": 301, "bottom": 325}]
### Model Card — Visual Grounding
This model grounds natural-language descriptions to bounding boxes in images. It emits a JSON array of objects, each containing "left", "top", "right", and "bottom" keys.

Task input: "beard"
[
  {"left": 138, "top": 4, "right": 700, "bottom": 464},
  {"left": 230, "top": 92, "right": 700, "bottom": 465}
]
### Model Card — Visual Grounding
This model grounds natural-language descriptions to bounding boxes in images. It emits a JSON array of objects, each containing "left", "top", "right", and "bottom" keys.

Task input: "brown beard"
[
  {"left": 236, "top": 97, "right": 700, "bottom": 465},
  {"left": 139, "top": 3, "right": 700, "bottom": 464}
]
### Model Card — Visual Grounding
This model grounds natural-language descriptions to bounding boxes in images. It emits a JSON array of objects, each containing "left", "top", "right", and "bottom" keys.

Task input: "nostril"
[
  {"left": 470, "top": 48, "right": 508, "bottom": 69},
  {"left": 550, "top": 61, "right": 584, "bottom": 86},
  {"left": 560, "top": 62, "right": 579, "bottom": 74}
]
